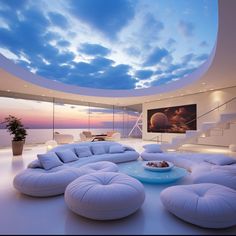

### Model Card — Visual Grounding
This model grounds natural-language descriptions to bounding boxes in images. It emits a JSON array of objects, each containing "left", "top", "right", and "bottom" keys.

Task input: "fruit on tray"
[{"left": 146, "top": 161, "right": 169, "bottom": 168}]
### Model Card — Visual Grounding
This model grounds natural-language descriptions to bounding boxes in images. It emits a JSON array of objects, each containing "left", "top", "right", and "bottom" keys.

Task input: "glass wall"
[
  {"left": 89, "top": 105, "right": 114, "bottom": 134},
  {"left": 0, "top": 97, "right": 53, "bottom": 146},
  {"left": 53, "top": 103, "right": 89, "bottom": 141},
  {"left": 114, "top": 106, "right": 125, "bottom": 137},
  {"left": 0, "top": 96, "right": 141, "bottom": 147}
]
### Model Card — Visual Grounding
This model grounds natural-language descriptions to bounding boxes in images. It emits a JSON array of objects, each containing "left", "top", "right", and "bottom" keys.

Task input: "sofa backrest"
[{"left": 50, "top": 141, "right": 121, "bottom": 154}]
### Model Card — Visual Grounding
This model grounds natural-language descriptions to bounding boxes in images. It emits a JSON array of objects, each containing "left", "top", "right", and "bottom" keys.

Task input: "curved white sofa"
[
  {"left": 49, "top": 141, "right": 139, "bottom": 167},
  {"left": 13, "top": 161, "right": 119, "bottom": 197},
  {"left": 141, "top": 151, "right": 236, "bottom": 171},
  {"left": 14, "top": 142, "right": 139, "bottom": 197},
  {"left": 105, "top": 132, "right": 121, "bottom": 141},
  {"left": 141, "top": 151, "right": 236, "bottom": 189},
  {"left": 191, "top": 165, "right": 236, "bottom": 190},
  {"left": 54, "top": 133, "right": 74, "bottom": 144}
]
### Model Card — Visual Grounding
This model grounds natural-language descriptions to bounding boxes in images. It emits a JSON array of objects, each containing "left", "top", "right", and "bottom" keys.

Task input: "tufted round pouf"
[
  {"left": 13, "top": 161, "right": 118, "bottom": 197},
  {"left": 192, "top": 167, "right": 236, "bottom": 190},
  {"left": 64, "top": 172, "right": 145, "bottom": 220},
  {"left": 160, "top": 183, "right": 236, "bottom": 229},
  {"left": 76, "top": 161, "right": 119, "bottom": 175}
]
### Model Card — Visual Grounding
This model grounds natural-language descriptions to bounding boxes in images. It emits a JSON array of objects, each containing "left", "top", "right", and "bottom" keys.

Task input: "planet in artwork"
[
  {"left": 148, "top": 104, "right": 197, "bottom": 133},
  {"left": 150, "top": 112, "right": 169, "bottom": 130}
]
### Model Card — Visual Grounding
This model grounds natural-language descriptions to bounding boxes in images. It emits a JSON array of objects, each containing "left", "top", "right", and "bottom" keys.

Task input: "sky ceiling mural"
[{"left": 0, "top": 0, "right": 218, "bottom": 90}]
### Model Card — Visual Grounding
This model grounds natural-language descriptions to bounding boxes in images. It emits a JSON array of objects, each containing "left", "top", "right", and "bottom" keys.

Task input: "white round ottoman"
[
  {"left": 77, "top": 161, "right": 119, "bottom": 174},
  {"left": 13, "top": 161, "right": 118, "bottom": 197},
  {"left": 65, "top": 172, "right": 145, "bottom": 220},
  {"left": 160, "top": 183, "right": 236, "bottom": 228}
]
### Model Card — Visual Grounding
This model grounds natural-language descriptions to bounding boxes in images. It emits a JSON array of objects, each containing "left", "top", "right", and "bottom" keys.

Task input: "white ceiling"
[{"left": 0, "top": 0, "right": 235, "bottom": 109}]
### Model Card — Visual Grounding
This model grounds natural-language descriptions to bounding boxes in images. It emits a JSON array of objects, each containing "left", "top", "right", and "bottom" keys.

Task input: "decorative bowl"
[{"left": 143, "top": 161, "right": 174, "bottom": 172}]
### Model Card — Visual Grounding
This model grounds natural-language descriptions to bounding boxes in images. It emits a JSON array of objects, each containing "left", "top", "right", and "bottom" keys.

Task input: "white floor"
[{"left": 0, "top": 139, "right": 236, "bottom": 235}]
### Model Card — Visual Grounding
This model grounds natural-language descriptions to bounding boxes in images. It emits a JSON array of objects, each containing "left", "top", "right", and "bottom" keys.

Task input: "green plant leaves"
[{"left": 1, "top": 115, "right": 28, "bottom": 141}]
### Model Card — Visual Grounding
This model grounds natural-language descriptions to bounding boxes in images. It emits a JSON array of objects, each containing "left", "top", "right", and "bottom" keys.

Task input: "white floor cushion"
[
  {"left": 160, "top": 183, "right": 236, "bottom": 229},
  {"left": 77, "top": 161, "right": 119, "bottom": 174},
  {"left": 65, "top": 172, "right": 145, "bottom": 220}
]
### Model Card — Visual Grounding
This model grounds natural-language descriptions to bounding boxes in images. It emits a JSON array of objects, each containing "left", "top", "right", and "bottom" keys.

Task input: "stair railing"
[
  {"left": 147, "top": 96, "right": 236, "bottom": 143},
  {"left": 186, "top": 96, "right": 236, "bottom": 126}
]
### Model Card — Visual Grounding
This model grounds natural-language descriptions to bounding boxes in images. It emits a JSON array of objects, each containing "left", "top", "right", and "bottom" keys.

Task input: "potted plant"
[{"left": 1, "top": 115, "right": 28, "bottom": 155}]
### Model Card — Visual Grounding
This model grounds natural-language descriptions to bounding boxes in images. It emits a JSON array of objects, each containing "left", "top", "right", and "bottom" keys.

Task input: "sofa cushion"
[
  {"left": 143, "top": 144, "right": 163, "bottom": 153},
  {"left": 75, "top": 146, "right": 92, "bottom": 158},
  {"left": 123, "top": 145, "right": 135, "bottom": 151},
  {"left": 192, "top": 167, "right": 236, "bottom": 190},
  {"left": 27, "top": 159, "right": 43, "bottom": 169},
  {"left": 109, "top": 145, "right": 125, "bottom": 154},
  {"left": 48, "top": 141, "right": 138, "bottom": 165},
  {"left": 55, "top": 149, "right": 79, "bottom": 163},
  {"left": 37, "top": 152, "right": 63, "bottom": 170},
  {"left": 204, "top": 154, "right": 236, "bottom": 165},
  {"left": 91, "top": 145, "right": 106, "bottom": 155}
]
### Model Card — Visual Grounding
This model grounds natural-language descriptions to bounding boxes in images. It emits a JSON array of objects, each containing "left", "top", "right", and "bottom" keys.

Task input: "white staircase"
[{"left": 161, "top": 112, "right": 236, "bottom": 151}]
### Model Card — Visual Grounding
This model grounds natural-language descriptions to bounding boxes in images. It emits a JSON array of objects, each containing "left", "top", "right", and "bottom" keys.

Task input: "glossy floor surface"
[{"left": 0, "top": 139, "right": 236, "bottom": 235}]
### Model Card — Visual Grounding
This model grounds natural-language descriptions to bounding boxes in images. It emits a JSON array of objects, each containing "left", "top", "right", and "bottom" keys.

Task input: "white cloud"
[{"left": 0, "top": 47, "right": 19, "bottom": 60}]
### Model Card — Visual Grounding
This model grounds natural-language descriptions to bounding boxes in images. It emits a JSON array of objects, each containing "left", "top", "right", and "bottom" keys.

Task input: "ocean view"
[{"left": 0, "top": 128, "right": 141, "bottom": 147}]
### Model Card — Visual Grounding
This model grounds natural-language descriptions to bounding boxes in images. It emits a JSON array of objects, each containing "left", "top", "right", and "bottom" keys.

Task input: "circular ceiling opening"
[{"left": 0, "top": 0, "right": 218, "bottom": 90}]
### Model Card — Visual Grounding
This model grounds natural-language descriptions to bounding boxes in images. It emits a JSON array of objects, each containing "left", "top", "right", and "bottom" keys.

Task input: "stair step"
[
  {"left": 217, "top": 123, "right": 230, "bottom": 129},
  {"left": 211, "top": 127, "right": 223, "bottom": 131},
  {"left": 220, "top": 113, "right": 236, "bottom": 123},
  {"left": 201, "top": 122, "right": 217, "bottom": 131},
  {"left": 171, "top": 136, "right": 186, "bottom": 145},
  {"left": 185, "top": 130, "right": 199, "bottom": 138},
  {"left": 167, "top": 111, "right": 236, "bottom": 149}
]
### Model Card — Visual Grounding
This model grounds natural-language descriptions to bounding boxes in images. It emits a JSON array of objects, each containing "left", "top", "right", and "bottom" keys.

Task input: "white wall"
[{"left": 142, "top": 86, "right": 236, "bottom": 147}]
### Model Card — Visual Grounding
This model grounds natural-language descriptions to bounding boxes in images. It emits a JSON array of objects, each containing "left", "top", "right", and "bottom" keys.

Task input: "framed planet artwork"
[{"left": 147, "top": 104, "right": 197, "bottom": 133}]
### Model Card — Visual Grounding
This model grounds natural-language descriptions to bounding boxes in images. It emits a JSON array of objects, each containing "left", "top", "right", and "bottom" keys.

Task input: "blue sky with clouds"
[{"left": 0, "top": 0, "right": 218, "bottom": 90}]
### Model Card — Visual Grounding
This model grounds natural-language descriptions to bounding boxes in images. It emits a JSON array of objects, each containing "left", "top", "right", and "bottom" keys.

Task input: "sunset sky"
[{"left": 0, "top": 97, "right": 138, "bottom": 129}]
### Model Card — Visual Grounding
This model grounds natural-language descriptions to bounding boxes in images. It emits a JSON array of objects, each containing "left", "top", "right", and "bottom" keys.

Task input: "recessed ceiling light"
[
  {"left": 42, "top": 94, "right": 45, "bottom": 96},
  {"left": 202, "top": 82, "right": 206, "bottom": 85},
  {"left": 24, "top": 84, "right": 28, "bottom": 88},
  {"left": 7, "top": 89, "right": 11, "bottom": 92},
  {"left": 210, "top": 88, "right": 214, "bottom": 91}
]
